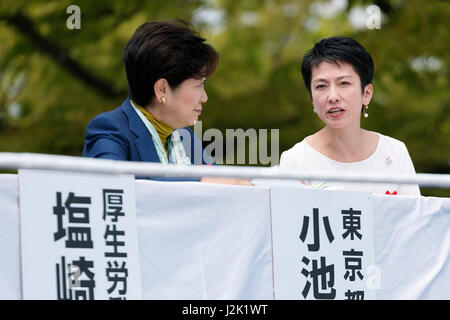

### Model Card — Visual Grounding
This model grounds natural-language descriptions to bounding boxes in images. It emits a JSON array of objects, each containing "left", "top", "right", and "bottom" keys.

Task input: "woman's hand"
[{"left": 200, "top": 177, "right": 253, "bottom": 186}]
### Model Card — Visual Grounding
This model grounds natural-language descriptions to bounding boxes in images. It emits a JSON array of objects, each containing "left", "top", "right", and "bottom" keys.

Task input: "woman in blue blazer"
[{"left": 83, "top": 20, "right": 250, "bottom": 185}]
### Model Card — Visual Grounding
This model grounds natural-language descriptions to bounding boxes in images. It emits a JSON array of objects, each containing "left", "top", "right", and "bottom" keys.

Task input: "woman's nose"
[
  {"left": 328, "top": 85, "right": 340, "bottom": 103},
  {"left": 200, "top": 88, "right": 208, "bottom": 103}
]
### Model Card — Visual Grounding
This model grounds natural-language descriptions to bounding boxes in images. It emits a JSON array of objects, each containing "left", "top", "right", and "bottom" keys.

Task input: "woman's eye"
[
  {"left": 315, "top": 84, "right": 326, "bottom": 89},
  {"left": 340, "top": 81, "right": 350, "bottom": 86}
]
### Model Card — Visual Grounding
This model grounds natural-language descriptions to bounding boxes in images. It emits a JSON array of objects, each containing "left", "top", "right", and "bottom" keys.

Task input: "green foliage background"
[{"left": 0, "top": 0, "right": 448, "bottom": 196}]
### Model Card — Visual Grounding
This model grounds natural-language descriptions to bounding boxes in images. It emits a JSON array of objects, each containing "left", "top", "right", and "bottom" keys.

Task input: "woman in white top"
[{"left": 280, "top": 37, "right": 420, "bottom": 196}]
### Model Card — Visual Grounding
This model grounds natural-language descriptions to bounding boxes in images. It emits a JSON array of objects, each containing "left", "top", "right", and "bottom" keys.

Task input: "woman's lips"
[{"left": 327, "top": 108, "right": 345, "bottom": 118}]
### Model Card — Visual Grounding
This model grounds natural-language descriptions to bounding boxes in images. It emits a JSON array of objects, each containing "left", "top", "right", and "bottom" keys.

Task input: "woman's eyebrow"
[
  {"left": 313, "top": 75, "right": 353, "bottom": 83},
  {"left": 312, "top": 78, "right": 329, "bottom": 84},
  {"left": 336, "top": 75, "right": 353, "bottom": 80}
]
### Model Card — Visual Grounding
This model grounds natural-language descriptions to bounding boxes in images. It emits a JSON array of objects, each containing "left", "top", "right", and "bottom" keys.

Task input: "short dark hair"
[
  {"left": 123, "top": 20, "right": 219, "bottom": 107},
  {"left": 301, "top": 37, "right": 374, "bottom": 98}
]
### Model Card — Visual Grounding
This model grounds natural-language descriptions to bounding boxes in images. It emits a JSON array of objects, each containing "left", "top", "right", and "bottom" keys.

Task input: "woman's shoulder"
[
  {"left": 281, "top": 138, "right": 310, "bottom": 156},
  {"left": 370, "top": 132, "right": 412, "bottom": 165},
  {"left": 374, "top": 132, "right": 408, "bottom": 150},
  {"left": 279, "top": 137, "right": 314, "bottom": 168},
  {"left": 88, "top": 100, "right": 133, "bottom": 131}
]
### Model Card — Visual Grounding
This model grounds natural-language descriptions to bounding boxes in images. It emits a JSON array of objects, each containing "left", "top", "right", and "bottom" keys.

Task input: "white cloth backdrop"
[{"left": 0, "top": 174, "right": 449, "bottom": 299}]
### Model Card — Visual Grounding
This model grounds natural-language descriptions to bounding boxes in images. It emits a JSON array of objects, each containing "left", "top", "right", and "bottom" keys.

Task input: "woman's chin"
[
  {"left": 190, "top": 117, "right": 200, "bottom": 127},
  {"left": 325, "top": 121, "right": 349, "bottom": 130}
]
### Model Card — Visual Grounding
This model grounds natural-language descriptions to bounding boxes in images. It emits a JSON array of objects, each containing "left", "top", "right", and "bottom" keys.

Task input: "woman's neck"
[
  {"left": 308, "top": 126, "right": 378, "bottom": 163},
  {"left": 135, "top": 103, "right": 173, "bottom": 153},
  {"left": 145, "top": 104, "right": 169, "bottom": 126}
]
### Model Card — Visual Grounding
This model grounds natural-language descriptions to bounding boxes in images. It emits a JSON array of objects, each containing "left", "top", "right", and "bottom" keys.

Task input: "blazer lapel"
[{"left": 121, "top": 99, "right": 160, "bottom": 163}]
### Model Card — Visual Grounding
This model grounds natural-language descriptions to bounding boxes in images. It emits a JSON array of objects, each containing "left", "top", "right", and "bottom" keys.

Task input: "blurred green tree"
[{"left": 0, "top": 0, "right": 448, "bottom": 196}]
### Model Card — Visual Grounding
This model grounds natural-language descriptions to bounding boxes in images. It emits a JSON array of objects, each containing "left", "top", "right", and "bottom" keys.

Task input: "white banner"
[
  {"left": 0, "top": 174, "right": 448, "bottom": 299},
  {"left": 135, "top": 180, "right": 273, "bottom": 299},
  {"left": 270, "top": 187, "right": 375, "bottom": 300},
  {"left": 18, "top": 170, "right": 142, "bottom": 300}
]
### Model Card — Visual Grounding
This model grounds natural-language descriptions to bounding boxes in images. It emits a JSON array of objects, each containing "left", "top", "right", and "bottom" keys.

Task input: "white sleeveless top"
[{"left": 279, "top": 132, "right": 421, "bottom": 196}]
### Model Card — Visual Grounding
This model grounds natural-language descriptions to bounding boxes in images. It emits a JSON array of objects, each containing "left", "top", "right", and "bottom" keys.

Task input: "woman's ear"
[
  {"left": 363, "top": 83, "right": 373, "bottom": 106},
  {"left": 153, "top": 78, "right": 169, "bottom": 104}
]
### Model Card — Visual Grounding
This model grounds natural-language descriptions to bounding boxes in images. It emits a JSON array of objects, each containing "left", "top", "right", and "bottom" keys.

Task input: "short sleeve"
[
  {"left": 280, "top": 149, "right": 300, "bottom": 170},
  {"left": 397, "top": 142, "right": 421, "bottom": 196}
]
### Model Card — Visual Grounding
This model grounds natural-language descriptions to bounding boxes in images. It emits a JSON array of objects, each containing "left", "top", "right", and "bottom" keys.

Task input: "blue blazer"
[{"left": 82, "top": 99, "right": 213, "bottom": 181}]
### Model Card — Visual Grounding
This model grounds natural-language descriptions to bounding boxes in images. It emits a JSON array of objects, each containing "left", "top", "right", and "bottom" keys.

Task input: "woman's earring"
[
  {"left": 161, "top": 97, "right": 166, "bottom": 104},
  {"left": 313, "top": 106, "right": 317, "bottom": 113},
  {"left": 364, "top": 105, "right": 369, "bottom": 118}
]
